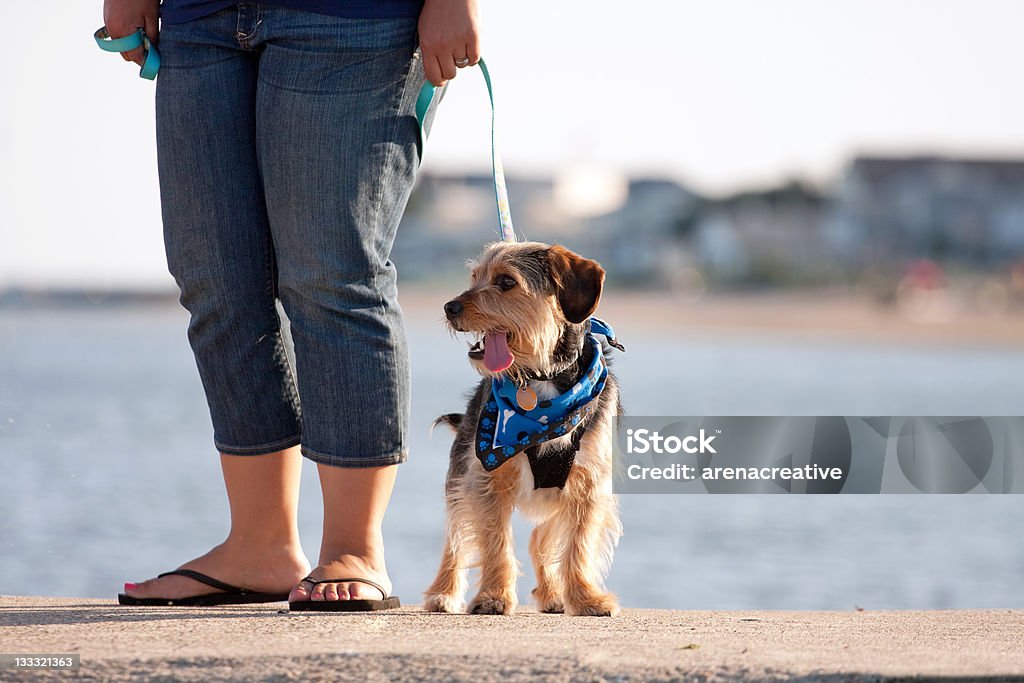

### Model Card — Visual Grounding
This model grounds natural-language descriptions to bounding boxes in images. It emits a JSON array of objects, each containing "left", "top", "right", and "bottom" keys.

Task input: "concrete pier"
[{"left": 1, "top": 596, "right": 1021, "bottom": 681}]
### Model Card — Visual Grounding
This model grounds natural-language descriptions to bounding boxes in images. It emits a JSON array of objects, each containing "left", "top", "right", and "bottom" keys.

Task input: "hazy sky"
[{"left": 2, "top": 1, "right": 1023, "bottom": 286}]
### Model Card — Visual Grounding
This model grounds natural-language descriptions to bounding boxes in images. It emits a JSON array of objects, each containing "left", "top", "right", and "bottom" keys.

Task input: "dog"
[{"left": 423, "top": 241, "right": 624, "bottom": 617}]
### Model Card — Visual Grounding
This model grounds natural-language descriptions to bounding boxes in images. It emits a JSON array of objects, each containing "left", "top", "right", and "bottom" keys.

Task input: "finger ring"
[{"left": 455, "top": 57, "right": 470, "bottom": 67}]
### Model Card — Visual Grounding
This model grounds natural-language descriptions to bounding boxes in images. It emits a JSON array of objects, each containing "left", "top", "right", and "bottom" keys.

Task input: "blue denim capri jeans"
[{"left": 156, "top": 5, "right": 434, "bottom": 467}]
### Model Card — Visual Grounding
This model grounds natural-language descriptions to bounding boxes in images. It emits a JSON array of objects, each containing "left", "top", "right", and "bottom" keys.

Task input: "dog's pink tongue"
[{"left": 484, "top": 332, "right": 514, "bottom": 373}]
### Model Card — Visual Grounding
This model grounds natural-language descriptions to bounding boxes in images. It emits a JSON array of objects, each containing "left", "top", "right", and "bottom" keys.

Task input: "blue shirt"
[{"left": 160, "top": 0, "right": 424, "bottom": 25}]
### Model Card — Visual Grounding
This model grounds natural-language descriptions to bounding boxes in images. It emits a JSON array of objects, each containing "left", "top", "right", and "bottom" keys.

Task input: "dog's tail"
[{"left": 431, "top": 413, "right": 464, "bottom": 435}]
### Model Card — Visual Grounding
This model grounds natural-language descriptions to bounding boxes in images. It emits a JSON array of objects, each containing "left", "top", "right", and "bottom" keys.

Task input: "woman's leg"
[
  {"left": 288, "top": 464, "right": 397, "bottom": 602},
  {"left": 125, "top": 7, "right": 309, "bottom": 598},
  {"left": 127, "top": 449, "right": 309, "bottom": 599},
  {"left": 255, "top": 11, "right": 429, "bottom": 601}
]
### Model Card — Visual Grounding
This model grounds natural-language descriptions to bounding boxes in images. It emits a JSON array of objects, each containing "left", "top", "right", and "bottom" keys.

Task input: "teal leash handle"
[
  {"left": 94, "top": 27, "right": 160, "bottom": 80},
  {"left": 416, "top": 58, "right": 517, "bottom": 243}
]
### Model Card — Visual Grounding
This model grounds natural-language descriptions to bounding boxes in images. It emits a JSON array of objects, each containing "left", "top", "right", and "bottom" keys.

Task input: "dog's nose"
[{"left": 444, "top": 300, "right": 464, "bottom": 318}]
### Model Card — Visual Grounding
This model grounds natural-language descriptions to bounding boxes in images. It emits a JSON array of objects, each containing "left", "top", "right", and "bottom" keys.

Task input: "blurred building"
[
  {"left": 391, "top": 155, "right": 1024, "bottom": 290},
  {"left": 829, "top": 156, "right": 1024, "bottom": 267},
  {"left": 392, "top": 171, "right": 697, "bottom": 284},
  {"left": 690, "top": 182, "right": 832, "bottom": 286}
]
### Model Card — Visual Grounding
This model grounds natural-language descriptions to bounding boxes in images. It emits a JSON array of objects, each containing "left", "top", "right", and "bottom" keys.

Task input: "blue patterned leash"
[
  {"left": 416, "top": 59, "right": 517, "bottom": 243},
  {"left": 94, "top": 27, "right": 160, "bottom": 80}
]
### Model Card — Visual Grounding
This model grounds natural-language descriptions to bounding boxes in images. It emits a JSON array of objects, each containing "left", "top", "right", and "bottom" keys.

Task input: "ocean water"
[{"left": 1, "top": 302, "right": 1023, "bottom": 610}]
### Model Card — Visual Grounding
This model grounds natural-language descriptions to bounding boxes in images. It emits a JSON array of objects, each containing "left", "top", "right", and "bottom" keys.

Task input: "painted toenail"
[{"left": 124, "top": 583, "right": 138, "bottom": 592}]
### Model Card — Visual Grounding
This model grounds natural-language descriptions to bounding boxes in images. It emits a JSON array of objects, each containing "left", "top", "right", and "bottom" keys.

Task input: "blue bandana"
[{"left": 475, "top": 318, "right": 620, "bottom": 473}]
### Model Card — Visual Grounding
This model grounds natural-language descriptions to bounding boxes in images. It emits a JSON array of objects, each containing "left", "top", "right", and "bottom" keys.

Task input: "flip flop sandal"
[
  {"left": 117, "top": 569, "right": 291, "bottom": 606},
  {"left": 288, "top": 576, "right": 401, "bottom": 612}
]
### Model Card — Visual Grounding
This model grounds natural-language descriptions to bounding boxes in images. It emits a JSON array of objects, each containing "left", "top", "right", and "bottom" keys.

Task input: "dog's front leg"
[
  {"left": 556, "top": 496, "right": 620, "bottom": 617},
  {"left": 467, "top": 469, "right": 519, "bottom": 615},
  {"left": 423, "top": 491, "right": 471, "bottom": 613},
  {"left": 555, "top": 459, "right": 621, "bottom": 617},
  {"left": 529, "top": 518, "right": 565, "bottom": 613}
]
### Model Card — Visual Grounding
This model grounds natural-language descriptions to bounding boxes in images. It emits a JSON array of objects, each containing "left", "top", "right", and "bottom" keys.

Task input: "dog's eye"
[{"left": 495, "top": 274, "right": 517, "bottom": 291}]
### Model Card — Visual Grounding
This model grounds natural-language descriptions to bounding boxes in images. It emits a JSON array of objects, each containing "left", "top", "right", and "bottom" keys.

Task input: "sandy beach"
[
  {"left": 1, "top": 596, "right": 1022, "bottom": 681},
  {"left": 397, "top": 289, "right": 1024, "bottom": 349}
]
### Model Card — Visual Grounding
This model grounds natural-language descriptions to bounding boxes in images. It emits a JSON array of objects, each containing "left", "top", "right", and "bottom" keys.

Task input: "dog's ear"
[{"left": 547, "top": 245, "right": 605, "bottom": 324}]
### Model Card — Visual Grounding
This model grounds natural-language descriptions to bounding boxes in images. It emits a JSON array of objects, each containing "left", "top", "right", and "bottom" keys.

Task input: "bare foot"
[
  {"left": 288, "top": 553, "right": 392, "bottom": 603},
  {"left": 123, "top": 540, "right": 310, "bottom": 600}
]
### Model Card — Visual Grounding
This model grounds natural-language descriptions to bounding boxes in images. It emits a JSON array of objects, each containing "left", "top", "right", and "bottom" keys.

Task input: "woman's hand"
[
  {"left": 418, "top": 0, "right": 481, "bottom": 87},
  {"left": 103, "top": 0, "right": 160, "bottom": 67}
]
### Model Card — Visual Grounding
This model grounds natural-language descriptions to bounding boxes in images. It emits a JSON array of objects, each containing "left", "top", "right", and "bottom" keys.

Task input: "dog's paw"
[
  {"left": 532, "top": 587, "right": 564, "bottom": 613},
  {"left": 468, "top": 593, "right": 516, "bottom": 615},
  {"left": 565, "top": 592, "right": 619, "bottom": 617},
  {"left": 423, "top": 593, "right": 463, "bottom": 613},
  {"left": 538, "top": 600, "right": 565, "bottom": 614}
]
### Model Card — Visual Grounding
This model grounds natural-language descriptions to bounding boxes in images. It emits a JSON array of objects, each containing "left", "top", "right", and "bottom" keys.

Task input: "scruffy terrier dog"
[{"left": 424, "top": 241, "right": 624, "bottom": 617}]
